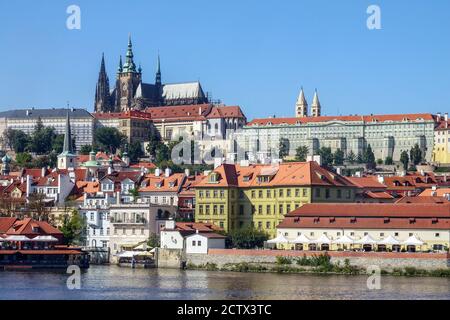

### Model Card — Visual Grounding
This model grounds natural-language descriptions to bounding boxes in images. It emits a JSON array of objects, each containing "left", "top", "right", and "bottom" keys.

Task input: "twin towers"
[{"left": 295, "top": 88, "right": 322, "bottom": 118}]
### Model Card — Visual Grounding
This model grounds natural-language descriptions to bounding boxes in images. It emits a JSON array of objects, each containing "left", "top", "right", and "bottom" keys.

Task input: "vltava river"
[{"left": 0, "top": 265, "right": 449, "bottom": 300}]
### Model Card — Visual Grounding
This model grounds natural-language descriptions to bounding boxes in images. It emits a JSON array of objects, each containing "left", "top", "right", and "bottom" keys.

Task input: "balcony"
[{"left": 110, "top": 217, "right": 148, "bottom": 225}]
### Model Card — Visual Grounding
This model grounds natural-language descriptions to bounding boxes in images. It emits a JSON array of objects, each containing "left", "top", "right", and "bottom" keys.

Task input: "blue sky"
[{"left": 0, "top": 0, "right": 449, "bottom": 120}]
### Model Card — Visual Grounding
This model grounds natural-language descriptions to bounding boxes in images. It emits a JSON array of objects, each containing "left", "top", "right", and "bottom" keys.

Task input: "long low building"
[
  {"left": 275, "top": 203, "right": 450, "bottom": 252},
  {"left": 0, "top": 108, "right": 94, "bottom": 152},
  {"left": 237, "top": 113, "right": 436, "bottom": 163}
]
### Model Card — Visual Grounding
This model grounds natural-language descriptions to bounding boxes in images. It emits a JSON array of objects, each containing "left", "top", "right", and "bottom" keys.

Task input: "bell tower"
[{"left": 115, "top": 35, "right": 142, "bottom": 111}]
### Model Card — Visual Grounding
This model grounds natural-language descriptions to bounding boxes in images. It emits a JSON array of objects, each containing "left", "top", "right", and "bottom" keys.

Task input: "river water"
[{"left": 0, "top": 265, "right": 449, "bottom": 300}]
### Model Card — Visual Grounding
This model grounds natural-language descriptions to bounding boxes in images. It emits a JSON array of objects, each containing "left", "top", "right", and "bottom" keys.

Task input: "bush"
[{"left": 276, "top": 256, "right": 292, "bottom": 265}]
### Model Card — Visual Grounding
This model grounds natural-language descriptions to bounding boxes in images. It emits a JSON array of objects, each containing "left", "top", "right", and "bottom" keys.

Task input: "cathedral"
[{"left": 94, "top": 36, "right": 209, "bottom": 113}]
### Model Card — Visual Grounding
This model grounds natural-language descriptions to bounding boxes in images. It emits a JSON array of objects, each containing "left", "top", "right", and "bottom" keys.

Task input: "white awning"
[
  {"left": 0, "top": 237, "right": 6, "bottom": 242},
  {"left": 30, "top": 235, "right": 59, "bottom": 242},
  {"left": 115, "top": 251, "right": 141, "bottom": 258},
  {"left": 5, "top": 235, "right": 31, "bottom": 242},
  {"left": 378, "top": 235, "right": 401, "bottom": 245},
  {"left": 333, "top": 235, "right": 355, "bottom": 245},
  {"left": 355, "top": 235, "right": 378, "bottom": 245},
  {"left": 315, "top": 234, "right": 332, "bottom": 244},
  {"left": 267, "top": 234, "right": 290, "bottom": 244},
  {"left": 291, "top": 234, "right": 311, "bottom": 244},
  {"left": 402, "top": 235, "right": 424, "bottom": 246}
]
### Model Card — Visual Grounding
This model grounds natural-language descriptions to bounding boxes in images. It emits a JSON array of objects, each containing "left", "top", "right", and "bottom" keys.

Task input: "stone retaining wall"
[{"left": 186, "top": 249, "right": 450, "bottom": 271}]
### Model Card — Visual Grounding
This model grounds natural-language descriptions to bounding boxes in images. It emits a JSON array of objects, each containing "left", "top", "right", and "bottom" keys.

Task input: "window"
[
  {"left": 239, "top": 205, "right": 244, "bottom": 216},
  {"left": 435, "top": 233, "right": 440, "bottom": 238},
  {"left": 213, "top": 205, "right": 218, "bottom": 215},
  {"left": 325, "top": 189, "right": 330, "bottom": 199},
  {"left": 90, "top": 213, "right": 94, "bottom": 221},
  {"left": 295, "top": 189, "right": 300, "bottom": 197},
  {"left": 258, "top": 205, "right": 263, "bottom": 215},
  {"left": 219, "top": 221, "right": 224, "bottom": 228},
  {"left": 220, "top": 190, "right": 225, "bottom": 198},
  {"left": 266, "top": 190, "right": 271, "bottom": 198},
  {"left": 266, "top": 205, "right": 271, "bottom": 215},
  {"left": 266, "top": 221, "right": 271, "bottom": 229},
  {"left": 258, "top": 190, "right": 263, "bottom": 198},
  {"left": 337, "top": 190, "right": 342, "bottom": 199},
  {"left": 380, "top": 233, "right": 384, "bottom": 237},
  {"left": 219, "top": 205, "right": 224, "bottom": 215},
  {"left": 286, "top": 204, "right": 291, "bottom": 213},
  {"left": 205, "top": 205, "right": 210, "bottom": 215},
  {"left": 315, "top": 189, "right": 321, "bottom": 197},
  {"left": 279, "top": 204, "right": 283, "bottom": 215},
  {"left": 251, "top": 190, "right": 256, "bottom": 198},
  {"left": 199, "top": 206, "right": 204, "bottom": 215},
  {"left": 279, "top": 189, "right": 284, "bottom": 197},
  {"left": 132, "top": 228, "right": 136, "bottom": 235},
  {"left": 199, "top": 191, "right": 204, "bottom": 198},
  {"left": 197, "top": 241, "right": 201, "bottom": 246},
  {"left": 192, "top": 241, "right": 196, "bottom": 246},
  {"left": 287, "top": 189, "right": 291, "bottom": 197},
  {"left": 303, "top": 189, "right": 307, "bottom": 197}
]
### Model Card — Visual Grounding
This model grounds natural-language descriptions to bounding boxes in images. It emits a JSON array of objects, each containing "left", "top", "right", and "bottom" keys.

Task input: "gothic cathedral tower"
[
  {"left": 115, "top": 35, "right": 142, "bottom": 111},
  {"left": 94, "top": 53, "right": 112, "bottom": 113}
]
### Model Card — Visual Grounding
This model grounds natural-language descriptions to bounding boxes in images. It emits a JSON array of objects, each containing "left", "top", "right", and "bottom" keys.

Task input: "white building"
[
  {"left": 185, "top": 232, "right": 226, "bottom": 254},
  {"left": 0, "top": 108, "right": 95, "bottom": 152}
]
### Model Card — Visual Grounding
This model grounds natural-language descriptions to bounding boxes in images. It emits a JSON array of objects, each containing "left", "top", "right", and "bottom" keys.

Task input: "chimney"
[
  {"left": 155, "top": 168, "right": 161, "bottom": 177},
  {"left": 107, "top": 166, "right": 113, "bottom": 175},
  {"left": 445, "top": 113, "right": 448, "bottom": 123},
  {"left": 116, "top": 191, "right": 121, "bottom": 205},
  {"left": 165, "top": 167, "right": 172, "bottom": 178},
  {"left": 41, "top": 167, "right": 46, "bottom": 177},
  {"left": 199, "top": 107, "right": 202, "bottom": 115},
  {"left": 185, "top": 168, "right": 190, "bottom": 177},
  {"left": 437, "top": 112, "right": 442, "bottom": 121},
  {"left": 377, "top": 175, "right": 385, "bottom": 185}
]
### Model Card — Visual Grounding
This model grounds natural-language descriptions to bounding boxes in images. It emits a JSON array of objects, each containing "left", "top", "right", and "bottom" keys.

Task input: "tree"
[
  {"left": 4, "top": 129, "right": 29, "bottom": 153},
  {"left": 147, "top": 234, "right": 160, "bottom": 248},
  {"left": 15, "top": 152, "right": 33, "bottom": 168},
  {"left": 384, "top": 156, "right": 393, "bottom": 165},
  {"left": 95, "top": 127, "right": 126, "bottom": 154},
  {"left": 228, "top": 227, "right": 269, "bottom": 249},
  {"left": 155, "top": 143, "right": 170, "bottom": 165},
  {"left": 59, "top": 209, "right": 86, "bottom": 246},
  {"left": 128, "top": 141, "right": 144, "bottom": 163},
  {"left": 364, "top": 144, "right": 376, "bottom": 170},
  {"left": 410, "top": 144, "right": 423, "bottom": 166},
  {"left": 51, "top": 134, "right": 65, "bottom": 154},
  {"left": 278, "top": 138, "right": 290, "bottom": 159},
  {"left": 295, "top": 146, "right": 309, "bottom": 162},
  {"left": 356, "top": 152, "right": 364, "bottom": 164},
  {"left": 146, "top": 132, "right": 161, "bottom": 161},
  {"left": 347, "top": 150, "right": 356, "bottom": 164},
  {"left": 128, "top": 188, "right": 140, "bottom": 202},
  {"left": 28, "top": 124, "right": 58, "bottom": 154},
  {"left": 27, "top": 193, "right": 50, "bottom": 221},
  {"left": 333, "top": 149, "right": 345, "bottom": 166},
  {"left": 400, "top": 151, "right": 409, "bottom": 171},
  {"left": 317, "top": 147, "right": 333, "bottom": 167},
  {"left": 80, "top": 145, "right": 93, "bottom": 155}
]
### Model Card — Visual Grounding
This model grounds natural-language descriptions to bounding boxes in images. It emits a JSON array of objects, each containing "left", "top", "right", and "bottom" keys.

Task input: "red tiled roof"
[
  {"left": 0, "top": 218, "right": 17, "bottom": 233},
  {"left": 278, "top": 203, "right": 450, "bottom": 230},
  {"left": 395, "top": 196, "right": 450, "bottom": 204},
  {"left": 195, "top": 162, "right": 355, "bottom": 188},
  {"left": 364, "top": 191, "right": 394, "bottom": 200},
  {"left": 347, "top": 176, "right": 386, "bottom": 189},
  {"left": 248, "top": 113, "right": 434, "bottom": 126},
  {"left": 5, "top": 218, "right": 62, "bottom": 237},
  {"left": 93, "top": 110, "right": 152, "bottom": 120},
  {"left": 419, "top": 188, "right": 450, "bottom": 197},
  {"left": 139, "top": 173, "right": 185, "bottom": 192}
]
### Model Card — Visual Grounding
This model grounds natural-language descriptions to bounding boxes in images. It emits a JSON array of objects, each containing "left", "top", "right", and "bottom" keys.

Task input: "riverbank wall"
[{"left": 185, "top": 249, "right": 450, "bottom": 271}]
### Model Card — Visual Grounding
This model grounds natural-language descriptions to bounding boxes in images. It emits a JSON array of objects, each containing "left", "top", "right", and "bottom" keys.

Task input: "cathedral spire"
[
  {"left": 62, "top": 111, "right": 73, "bottom": 154},
  {"left": 311, "top": 89, "right": 321, "bottom": 117},
  {"left": 123, "top": 35, "right": 137, "bottom": 73},
  {"left": 95, "top": 53, "right": 111, "bottom": 113},
  {"left": 295, "top": 86, "right": 308, "bottom": 118},
  {"left": 117, "top": 55, "right": 123, "bottom": 73},
  {"left": 155, "top": 54, "right": 162, "bottom": 86}
]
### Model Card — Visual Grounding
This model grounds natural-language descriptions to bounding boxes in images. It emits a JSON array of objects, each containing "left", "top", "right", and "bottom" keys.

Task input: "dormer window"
[
  {"left": 208, "top": 173, "right": 220, "bottom": 183},
  {"left": 155, "top": 182, "right": 162, "bottom": 188},
  {"left": 384, "top": 217, "right": 390, "bottom": 223},
  {"left": 169, "top": 181, "right": 175, "bottom": 188}
]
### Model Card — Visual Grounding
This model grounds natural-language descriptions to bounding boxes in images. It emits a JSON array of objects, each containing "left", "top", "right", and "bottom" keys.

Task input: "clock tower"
[{"left": 115, "top": 35, "right": 142, "bottom": 112}]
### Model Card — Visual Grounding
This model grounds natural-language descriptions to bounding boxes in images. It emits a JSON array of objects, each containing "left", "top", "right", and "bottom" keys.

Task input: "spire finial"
[
  {"left": 117, "top": 55, "right": 123, "bottom": 73},
  {"left": 155, "top": 53, "right": 162, "bottom": 86}
]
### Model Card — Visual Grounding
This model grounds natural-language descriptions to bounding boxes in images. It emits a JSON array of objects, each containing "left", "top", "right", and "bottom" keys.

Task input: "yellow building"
[
  {"left": 194, "top": 162, "right": 357, "bottom": 237},
  {"left": 432, "top": 114, "right": 450, "bottom": 164}
]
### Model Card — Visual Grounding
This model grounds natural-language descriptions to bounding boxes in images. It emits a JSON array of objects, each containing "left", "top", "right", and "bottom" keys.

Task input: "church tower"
[
  {"left": 295, "top": 87, "right": 308, "bottom": 118},
  {"left": 57, "top": 112, "right": 76, "bottom": 170},
  {"left": 115, "top": 35, "right": 142, "bottom": 111},
  {"left": 311, "top": 89, "right": 322, "bottom": 117},
  {"left": 94, "top": 53, "right": 112, "bottom": 113}
]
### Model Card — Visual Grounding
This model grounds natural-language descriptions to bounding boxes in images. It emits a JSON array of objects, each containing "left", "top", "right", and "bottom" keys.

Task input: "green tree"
[
  {"left": 147, "top": 234, "right": 160, "bottom": 248},
  {"left": 400, "top": 150, "right": 409, "bottom": 171},
  {"left": 128, "top": 188, "right": 140, "bottom": 202},
  {"left": 80, "top": 145, "right": 93, "bottom": 155},
  {"left": 318, "top": 147, "right": 334, "bottom": 167},
  {"left": 364, "top": 144, "right": 376, "bottom": 170},
  {"left": 128, "top": 141, "right": 144, "bottom": 163},
  {"left": 228, "top": 227, "right": 269, "bottom": 249},
  {"left": 155, "top": 143, "right": 170, "bottom": 165},
  {"left": 356, "top": 152, "right": 364, "bottom": 164},
  {"left": 59, "top": 209, "right": 86, "bottom": 246},
  {"left": 295, "top": 145, "right": 309, "bottom": 162},
  {"left": 28, "top": 120, "right": 58, "bottom": 154},
  {"left": 333, "top": 149, "right": 345, "bottom": 165},
  {"left": 278, "top": 138, "right": 290, "bottom": 159},
  {"left": 384, "top": 156, "right": 394, "bottom": 165},
  {"left": 347, "top": 150, "right": 356, "bottom": 164},
  {"left": 95, "top": 127, "right": 127, "bottom": 154},
  {"left": 51, "top": 134, "right": 65, "bottom": 154},
  {"left": 4, "top": 129, "right": 29, "bottom": 153},
  {"left": 410, "top": 144, "right": 423, "bottom": 166},
  {"left": 15, "top": 152, "right": 33, "bottom": 167},
  {"left": 146, "top": 132, "right": 161, "bottom": 161}
]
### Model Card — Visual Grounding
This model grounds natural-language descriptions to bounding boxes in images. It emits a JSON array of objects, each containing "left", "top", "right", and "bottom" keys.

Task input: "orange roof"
[
  {"left": 139, "top": 173, "right": 185, "bottom": 192},
  {"left": 5, "top": 218, "right": 62, "bottom": 236},
  {"left": 347, "top": 176, "right": 387, "bottom": 189},
  {"left": 93, "top": 110, "right": 152, "bottom": 120},
  {"left": 164, "top": 222, "right": 223, "bottom": 233},
  {"left": 248, "top": 113, "right": 434, "bottom": 126},
  {"left": 195, "top": 162, "right": 356, "bottom": 188},
  {"left": 419, "top": 188, "right": 450, "bottom": 197},
  {"left": 364, "top": 191, "right": 394, "bottom": 199},
  {"left": 278, "top": 203, "right": 450, "bottom": 230},
  {"left": 75, "top": 181, "right": 100, "bottom": 194},
  {"left": 0, "top": 218, "right": 17, "bottom": 233},
  {"left": 396, "top": 196, "right": 450, "bottom": 204}
]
